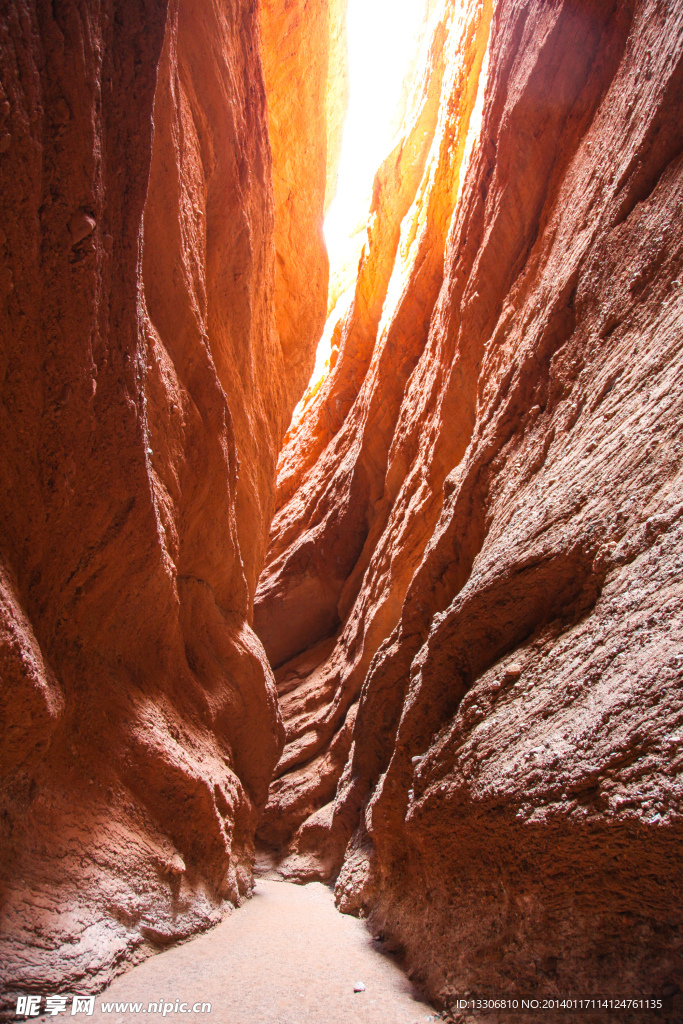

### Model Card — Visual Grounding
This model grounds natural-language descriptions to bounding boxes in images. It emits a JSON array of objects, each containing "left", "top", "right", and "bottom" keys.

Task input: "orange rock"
[
  {"left": 259, "top": 0, "right": 348, "bottom": 408},
  {"left": 324, "top": 0, "right": 349, "bottom": 213}
]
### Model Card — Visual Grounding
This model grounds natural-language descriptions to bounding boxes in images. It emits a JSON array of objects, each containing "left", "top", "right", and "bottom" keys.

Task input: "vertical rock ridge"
[{"left": 255, "top": 0, "right": 495, "bottom": 851}]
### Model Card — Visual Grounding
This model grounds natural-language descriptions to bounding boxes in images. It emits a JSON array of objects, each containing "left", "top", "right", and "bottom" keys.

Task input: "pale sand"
[{"left": 68, "top": 879, "right": 437, "bottom": 1024}]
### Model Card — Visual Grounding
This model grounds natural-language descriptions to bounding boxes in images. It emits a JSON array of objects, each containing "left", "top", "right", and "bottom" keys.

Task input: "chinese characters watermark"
[{"left": 16, "top": 995, "right": 95, "bottom": 1017}]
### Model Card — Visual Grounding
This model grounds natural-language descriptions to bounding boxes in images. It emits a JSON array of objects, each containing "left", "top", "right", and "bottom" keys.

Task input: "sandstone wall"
[
  {"left": 0, "top": 0, "right": 325, "bottom": 1007},
  {"left": 255, "top": 0, "right": 683, "bottom": 1010}
]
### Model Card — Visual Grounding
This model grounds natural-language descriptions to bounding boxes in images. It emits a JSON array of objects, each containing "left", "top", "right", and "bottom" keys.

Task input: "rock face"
[
  {"left": 259, "top": 0, "right": 348, "bottom": 409},
  {"left": 0, "top": 0, "right": 327, "bottom": 1008},
  {"left": 255, "top": 0, "right": 683, "bottom": 1011}
]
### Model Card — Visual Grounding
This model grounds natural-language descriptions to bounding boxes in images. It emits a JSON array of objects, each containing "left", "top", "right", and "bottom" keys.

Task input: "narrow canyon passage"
[
  {"left": 1, "top": 0, "right": 683, "bottom": 1020},
  {"left": 64, "top": 880, "right": 434, "bottom": 1024}
]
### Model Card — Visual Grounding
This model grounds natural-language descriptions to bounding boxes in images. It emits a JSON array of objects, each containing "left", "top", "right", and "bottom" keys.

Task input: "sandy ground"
[{"left": 65, "top": 879, "right": 437, "bottom": 1024}]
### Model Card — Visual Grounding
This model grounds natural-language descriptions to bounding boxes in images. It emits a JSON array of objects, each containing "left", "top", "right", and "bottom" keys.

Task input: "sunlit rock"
[{"left": 260, "top": 0, "right": 349, "bottom": 409}]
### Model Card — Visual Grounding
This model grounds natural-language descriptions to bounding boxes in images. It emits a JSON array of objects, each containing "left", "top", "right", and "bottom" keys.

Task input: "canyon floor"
[{"left": 63, "top": 880, "right": 435, "bottom": 1024}]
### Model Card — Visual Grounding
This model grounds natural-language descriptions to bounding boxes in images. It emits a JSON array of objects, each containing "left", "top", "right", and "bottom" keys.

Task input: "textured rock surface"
[
  {"left": 255, "top": 0, "right": 683, "bottom": 1011},
  {"left": 0, "top": 0, "right": 327, "bottom": 1009},
  {"left": 259, "top": 0, "right": 348, "bottom": 409}
]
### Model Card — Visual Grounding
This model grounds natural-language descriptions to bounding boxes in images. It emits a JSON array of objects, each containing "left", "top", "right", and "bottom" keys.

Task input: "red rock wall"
[
  {"left": 255, "top": 0, "right": 683, "bottom": 1010},
  {"left": 0, "top": 0, "right": 326, "bottom": 1007}
]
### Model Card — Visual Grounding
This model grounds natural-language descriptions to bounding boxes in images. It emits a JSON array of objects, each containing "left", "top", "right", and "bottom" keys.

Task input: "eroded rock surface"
[
  {"left": 255, "top": 0, "right": 683, "bottom": 1009},
  {"left": 0, "top": 0, "right": 328, "bottom": 1008}
]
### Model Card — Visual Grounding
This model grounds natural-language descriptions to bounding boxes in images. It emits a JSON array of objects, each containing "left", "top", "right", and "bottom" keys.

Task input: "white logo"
[
  {"left": 15, "top": 996, "right": 41, "bottom": 1017},
  {"left": 71, "top": 996, "right": 95, "bottom": 1016},
  {"left": 45, "top": 996, "right": 69, "bottom": 1016},
  {"left": 16, "top": 994, "right": 96, "bottom": 1017}
]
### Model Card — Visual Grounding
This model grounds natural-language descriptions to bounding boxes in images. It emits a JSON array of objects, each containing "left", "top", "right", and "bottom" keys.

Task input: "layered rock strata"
[
  {"left": 0, "top": 0, "right": 329, "bottom": 1008},
  {"left": 255, "top": 0, "right": 683, "bottom": 1011}
]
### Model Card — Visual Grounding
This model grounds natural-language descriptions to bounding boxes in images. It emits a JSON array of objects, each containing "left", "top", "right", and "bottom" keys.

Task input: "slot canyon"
[{"left": 1, "top": 0, "right": 682, "bottom": 1019}]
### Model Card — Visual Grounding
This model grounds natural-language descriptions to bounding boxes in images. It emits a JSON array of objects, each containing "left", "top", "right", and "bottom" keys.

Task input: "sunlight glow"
[
  {"left": 325, "top": 0, "right": 428, "bottom": 281},
  {"left": 298, "top": 0, "right": 429, "bottom": 403},
  {"left": 378, "top": 9, "right": 492, "bottom": 342}
]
